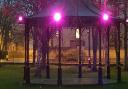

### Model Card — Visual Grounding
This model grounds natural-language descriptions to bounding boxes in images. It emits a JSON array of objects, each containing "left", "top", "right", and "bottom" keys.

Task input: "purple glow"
[
  {"left": 18, "top": 16, "right": 23, "bottom": 21},
  {"left": 53, "top": 12, "right": 61, "bottom": 22},
  {"left": 102, "top": 13, "right": 109, "bottom": 21},
  {"left": 126, "top": 18, "right": 128, "bottom": 23},
  {"left": 88, "top": 57, "right": 91, "bottom": 61}
]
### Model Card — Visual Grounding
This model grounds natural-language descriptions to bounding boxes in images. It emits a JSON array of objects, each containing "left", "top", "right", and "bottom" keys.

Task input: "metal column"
[
  {"left": 98, "top": 26, "right": 103, "bottom": 85},
  {"left": 24, "top": 21, "right": 30, "bottom": 84}
]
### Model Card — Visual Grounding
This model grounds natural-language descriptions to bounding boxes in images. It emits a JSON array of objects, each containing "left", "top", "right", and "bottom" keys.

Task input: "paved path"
[{"left": 31, "top": 78, "right": 116, "bottom": 85}]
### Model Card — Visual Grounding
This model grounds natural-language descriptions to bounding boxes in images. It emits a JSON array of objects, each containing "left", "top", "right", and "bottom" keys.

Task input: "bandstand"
[{"left": 23, "top": 0, "right": 123, "bottom": 86}]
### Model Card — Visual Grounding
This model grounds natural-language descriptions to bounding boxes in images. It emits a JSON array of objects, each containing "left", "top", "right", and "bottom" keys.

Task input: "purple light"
[
  {"left": 18, "top": 16, "right": 23, "bottom": 21},
  {"left": 53, "top": 12, "right": 61, "bottom": 22},
  {"left": 88, "top": 57, "right": 91, "bottom": 61},
  {"left": 126, "top": 18, "right": 128, "bottom": 23},
  {"left": 102, "top": 13, "right": 109, "bottom": 21}
]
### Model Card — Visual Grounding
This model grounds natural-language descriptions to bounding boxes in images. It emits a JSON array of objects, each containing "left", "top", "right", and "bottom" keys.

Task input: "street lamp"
[
  {"left": 102, "top": 13, "right": 109, "bottom": 21},
  {"left": 102, "top": 13, "right": 111, "bottom": 79},
  {"left": 18, "top": 16, "right": 24, "bottom": 24},
  {"left": 53, "top": 12, "right": 62, "bottom": 86},
  {"left": 98, "top": 12, "right": 110, "bottom": 85},
  {"left": 53, "top": 12, "right": 61, "bottom": 22},
  {"left": 18, "top": 16, "right": 23, "bottom": 21}
]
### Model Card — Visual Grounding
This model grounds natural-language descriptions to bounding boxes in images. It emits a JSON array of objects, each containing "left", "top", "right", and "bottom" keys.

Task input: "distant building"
[{"left": 50, "top": 27, "right": 93, "bottom": 49}]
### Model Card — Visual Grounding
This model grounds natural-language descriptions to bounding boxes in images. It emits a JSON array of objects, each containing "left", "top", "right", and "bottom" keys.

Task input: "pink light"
[
  {"left": 53, "top": 12, "right": 61, "bottom": 22},
  {"left": 102, "top": 13, "right": 109, "bottom": 21},
  {"left": 18, "top": 16, "right": 23, "bottom": 21},
  {"left": 126, "top": 18, "right": 128, "bottom": 23},
  {"left": 88, "top": 57, "right": 91, "bottom": 61}
]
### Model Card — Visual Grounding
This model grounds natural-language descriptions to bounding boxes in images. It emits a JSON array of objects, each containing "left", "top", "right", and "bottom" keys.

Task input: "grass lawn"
[{"left": 0, "top": 64, "right": 128, "bottom": 89}]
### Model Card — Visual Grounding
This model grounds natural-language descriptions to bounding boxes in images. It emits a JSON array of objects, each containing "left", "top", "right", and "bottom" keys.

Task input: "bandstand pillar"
[
  {"left": 33, "top": 27, "right": 36, "bottom": 64},
  {"left": 106, "top": 25, "right": 111, "bottom": 79},
  {"left": 98, "top": 25, "right": 103, "bottom": 85},
  {"left": 57, "top": 27, "right": 62, "bottom": 86},
  {"left": 116, "top": 22, "right": 121, "bottom": 83},
  {"left": 24, "top": 20, "right": 30, "bottom": 84},
  {"left": 46, "top": 27, "right": 50, "bottom": 78}
]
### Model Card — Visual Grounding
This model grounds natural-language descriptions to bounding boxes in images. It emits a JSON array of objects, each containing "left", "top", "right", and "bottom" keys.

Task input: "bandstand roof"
[
  {"left": 32, "top": 0, "right": 100, "bottom": 18},
  {"left": 27, "top": 0, "right": 122, "bottom": 25}
]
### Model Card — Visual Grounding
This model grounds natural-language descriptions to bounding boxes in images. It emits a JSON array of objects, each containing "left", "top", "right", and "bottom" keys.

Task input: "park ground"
[{"left": 0, "top": 64, "right": 128, "bottom": 89}]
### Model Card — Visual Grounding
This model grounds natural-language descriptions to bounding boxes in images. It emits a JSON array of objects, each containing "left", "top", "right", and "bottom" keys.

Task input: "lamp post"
[
  {"left": 18, "top": 16, "right": 31, "bottom": 84},
  {"left": 53, "top": 12, "right": 62, "bottom": 86},
  {"left": 98, "top": 13, "right": 109, "bottom": 85}
]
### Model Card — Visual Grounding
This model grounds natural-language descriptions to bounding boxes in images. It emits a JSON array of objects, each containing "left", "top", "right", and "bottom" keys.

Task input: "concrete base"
[{"left": 31, "top": 78, "right": 116, "bottom": 85}]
